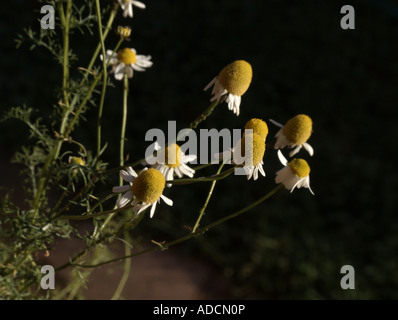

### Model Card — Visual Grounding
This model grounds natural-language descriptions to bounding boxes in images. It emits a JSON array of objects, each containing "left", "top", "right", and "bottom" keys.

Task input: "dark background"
[{"left": 1, "top": 0, "right": 398, "bottom": 299}]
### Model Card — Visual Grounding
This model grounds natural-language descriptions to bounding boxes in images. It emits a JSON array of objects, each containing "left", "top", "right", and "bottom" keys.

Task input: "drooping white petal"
[
  {"left": 258, "top": 163, "right": 266, "bottom": 177},
  {"left": 303, "top": 142, "right": 314, "bottom": 156},
  {"left": 149, "top": 202, "right": 157, "bottom": 218},
  {"left": 289, "top": 145, "right": 302, "bottom": 157},
  {"left": 204, "top": 76, "right": 217, "bottom": 91},
  {"left": 127, "top": 166, "right": 138, "bottom": 178},
  {"left": 132, "top": 1, "right": 146, "bottom": 9},
  {"left": 160, "top": 194, "right": 173, "bottom": 206},
  {"left": 137, "top": 203, "right": 151, "bottom": 215},
  {"left": 114, "top": 64, "right": 125, "bottom": 80},
  {"left": 166, "top": 167, "right": 174, "bottom": 181},
  {"left": 120, "top": 170, "right": 134, "bottom": 182},
  {"left": 269, "top": 119, "right": 284, "bottom": 128},
  {"left": 126, "top": 65, "right": 134, "bottom": 78},
  {"left": 127, "top": 3, "right": 133, "bottom": 17},
  {"left": 277, "top": 150, "right": 288, "bottom": 166},
  {"left": 116, "top": 191, "right": 133, "bottom": 208},
  {"left": 182, "top": 154, "right": 197, "bottom": 163},
  {"left": 131, "top": 64, "right": 146, "bottom": 72}
]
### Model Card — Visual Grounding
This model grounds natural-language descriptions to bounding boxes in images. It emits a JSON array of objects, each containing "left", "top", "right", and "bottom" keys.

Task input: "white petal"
[
  {"left": 259, "top": 164, "right": 266, "bottom": 177},
  {"left": 132, "top": 1, "right": 146, "bottom": 9},
  {"left": 131, "top": 64, "right": 146, "bottom": 72},
  {"left": 306, "top": 176, "right": 315, "bottom": 195},
  {"left": 112, "top": 185, "right": 131, "bottom": 193},
  {"left": 166, "top": 167, "right": 174, "bottom": 181},
  {"left": 120, "top": 170, "right": 134, "bottom": 182},
  {"left": 149, "top": 202, "right": 157, "bottom": 218},
  {"left": 289, "top": 145, "right": 302, "bottom": 157},
  {"left": 253, "top": 167, "right": 259, "bottom": 180},
  {"left": 269, "top": 119, "right": 283, "bottom": 128},
  {"left": 137, "top": 203, "right": 151, "bottom": 215},
  {"left": 127, "top": 3, "right": 133, "bottom": 17},
  {"left": 160, "top": 194, "right": 173, "bottom": 206},
  {"left": 303, "top": 142, "right": 314, "bottom": 156},
  {"left": 127, "top": 166, "right": 138, "bottom": 178},
  {"left": 174, "top": 167, "right": 183, "bottom": 178},
  {"left": 114, "top": 64, "right": 125, "bottom": 80},
  {"left": 126, "top": 66, "right": 134, "bottom": 78},
  {"left": 116, "top": 191, "right": 132, "bottom": 208},
  {"left": 204, "top": 76, "right": 217, "bottom": 91},
  {"left": 182, "top": 154, "right": 197, "bottom": 163},
  {"left": 277, "top": 150, "right": 288, "bottom": 166},
  {"left": 154, "top": 141, "right": 162, "bottom": 151}
]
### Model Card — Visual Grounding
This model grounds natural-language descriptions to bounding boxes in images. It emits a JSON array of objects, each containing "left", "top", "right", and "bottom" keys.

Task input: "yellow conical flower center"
[
  {"left": 244, "top": 118, "right": 269, "bottom": 141},
  {"left": 165, "top": 144, "right": 182, "bottom": 168},
  {"left": 132, "top": 168, "right": 165, "bottom": 204},
  {"left": 69, "top": 157, "right": 85, "bottom": 166},
  {"left": 117, "top": 48, "right": 136, "bottom": 65},
  {"left": 238, "top": 133, "right": 265, "bottom": 167},
  {"left": 288, "top": 158, "right": 310, "bottom": 178},
  {"left": 218, "top": 60, "right": 252, "bottom": 96},
  {"left": 282, "top": 114, "right": 312, "bottom": 145}
]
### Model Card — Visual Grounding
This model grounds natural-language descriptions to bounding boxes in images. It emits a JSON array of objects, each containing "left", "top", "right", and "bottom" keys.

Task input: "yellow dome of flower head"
[
  {"left": 69, "top": 157, "right": 85, "bottom": 166},
  {"left": 288, "top": 158, "right": 310, "bottom": 178},
  {"left": 164, "top": 143, "right": 182, "bottom": 168},
  {"left": 218, "top": 60, "right": 253, "bottom": 96},
  {"left": 239, "top": 132, "right": 266, "bottom": 167},
  {"left": 117, "top": 48, "right": 136, "bottom": 64},
  {"left": 244, "top": 118, "right": 269, "bottom": 141},
  {"left": 282, "top": 114, "right": 313, "bottom": 145},
  {"left": 132, "top": 168, "right": 166, "bottom": 204}
]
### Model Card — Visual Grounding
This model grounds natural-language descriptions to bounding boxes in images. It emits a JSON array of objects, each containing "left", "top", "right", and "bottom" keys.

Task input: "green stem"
[
  {"left": 111, "top": 232, "right": 132, "bottom": 300},
  {"left": 95, "top": 0, "right": 108, "bottom": 160},
  {"left": 192, "top": 161, "right": 225, "bottom": 233},
  {"left": 65, "top": 185, "right": 283, "bottom": 269},
  {"left": 32, "top": 0, "right": 72, "bottom": 220},
  {"left": 189, "top": 100, "right": 220, "bottom": 129},
  {"left": 167, "top": 166, "right": 235, "bottom": 185},
  {"left": 120, "top": 72, "right": 129, "bottom": 185}
]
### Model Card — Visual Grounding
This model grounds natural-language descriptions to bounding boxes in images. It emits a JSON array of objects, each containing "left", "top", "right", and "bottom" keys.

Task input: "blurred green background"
[{"left": 1, "top": 0, "right": 398, "bottom": 299}]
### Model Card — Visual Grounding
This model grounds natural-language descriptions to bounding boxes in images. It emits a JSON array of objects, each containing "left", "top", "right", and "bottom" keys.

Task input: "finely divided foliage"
[{"left": 0, "top": 0, "right": 314, "bottom": 299}]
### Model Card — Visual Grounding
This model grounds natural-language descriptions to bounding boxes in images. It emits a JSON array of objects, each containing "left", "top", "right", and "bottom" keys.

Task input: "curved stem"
[
  {"left": 95, "top": 0, "right": 108, "bottom": 160},
  {"left": 65, "top": 185, "right": 283, "bottom": 269},
  {"left": 192, "top": 161, "right": 225, "bottom": 233},
  {"left": 111, "top": 231, "right": 132, "bottom": 300}
]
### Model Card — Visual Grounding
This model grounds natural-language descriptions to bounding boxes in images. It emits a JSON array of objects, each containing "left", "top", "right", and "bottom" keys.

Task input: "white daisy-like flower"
[
  {"left": 101, "top": 47, "right": 152, "bottom": 80},
  {"left": 236, "top": 132, "right": 266, "bottom": 180},
  {"left": 216, "top": 132, "right": 266, "bottom": 180},
  {"left": 149, "top": 142, "right": 196, "bottom": 186},
  {"left": 112, "top": 167, "right": 173, "bottom": 218},
  {"left": 118, "top": 0, "right": 146, "bottom": 18},
  {"left": 270, "top": 114, "right": 314, "bottom": 157},
  {"left": 275, "top": 150, "right": 314, "bottom": 195},
  {"left": 204, "top": 60, "right": 253, "bottom": 116}
]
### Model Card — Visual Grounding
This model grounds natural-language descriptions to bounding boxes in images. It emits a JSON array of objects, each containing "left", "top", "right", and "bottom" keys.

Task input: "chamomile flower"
[
  {"left": 112, "top": 167, "right": 173, "bottom": 218},
  {"left": 68, "top": 156, "right": 85, "bottom": 166},
  {"left": 275, "top": 150, "right": 314, "bottom": 195},
  {"left": 117, "top": 26, "right": 132, "bottom": 38},
  {"left": 204, "top": 60, "right": 253, "bottom": 116},
  {"left": 235, "top": 132, "right": 266, "bottom": 180},
  {"left": 244, "top": 118, "right": 269, "bottom": 141},
  {"left": 270, "top": 114, "right": 314, "bottom": 157},
  {"left": 151, "top": 142, "right": 196, "bottom": 185},
  {"left": 118, "top": 0, "right": 146, "bottom": 18},
  {"left": 101, "top": 47, "right": 152, "bottom": 80}
]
